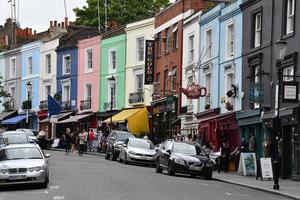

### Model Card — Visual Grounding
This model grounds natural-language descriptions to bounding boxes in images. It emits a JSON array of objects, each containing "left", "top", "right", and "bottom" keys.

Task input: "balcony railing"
[
  {"left": 80, "top": 99, "right": 91, "bottom": 110},
  {"left": 128, "top": 92, "right": 144, "bottom": 105},
  {"left": 39, "top": 100, "right": 48, "bottom": 110},
  {"left": 103, "top": 100, "right": 117, "bottom": 111},
  {"left": 62, "top": 100, "right": 71, "bottom": 110}
]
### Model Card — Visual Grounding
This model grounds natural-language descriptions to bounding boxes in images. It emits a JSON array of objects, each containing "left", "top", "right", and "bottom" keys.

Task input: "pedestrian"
[
  {"left": 70, "top": 131, "right": 77, "bottom": 154},
  {"left": 63, "top": 128, "right": 71, "bottom": 155},
  {"left": 78, "top": 130, "right": 85, "bottom": 156},
  {"left": 88, "top": 129, "right": 95, "bottom": 152},
  {"left": 220, "top": 140, "right": 230, "bottom": 173},
  {"left": 248, "top": 131, "right": 256, "bottom": 152},
  {"left": 82, "top": 129, "right": 88, "bottom": 152}
]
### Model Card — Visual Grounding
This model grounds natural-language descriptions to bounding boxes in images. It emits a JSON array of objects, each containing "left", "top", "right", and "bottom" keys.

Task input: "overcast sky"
[{"left": 0, "top": 0, "right": 87, "bottom": 32}]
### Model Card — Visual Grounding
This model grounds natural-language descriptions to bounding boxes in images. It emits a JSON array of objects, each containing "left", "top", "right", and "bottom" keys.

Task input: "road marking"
[
  {"left": 226, "top": 192, "right": 232, "bottom": 196},
  {"left": 50, "top": 185, "right": 60, "bottom": 190},
  {"left": 53, "top": 196, "right": 65, "bottom": 200}
]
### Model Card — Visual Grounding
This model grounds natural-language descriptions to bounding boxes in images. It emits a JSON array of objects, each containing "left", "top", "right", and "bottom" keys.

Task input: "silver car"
[
  {"left": 0, "top": 131, "right": 31, "bottom": 144},
  {"left": 17, "top": 129, "right": 38, "bottom": 142},
  {"left": 118, "top": 138, "right": 156, "bottom": 166},
  {"left": 0, "top": 143, "right": 50, "bottom": 188}
]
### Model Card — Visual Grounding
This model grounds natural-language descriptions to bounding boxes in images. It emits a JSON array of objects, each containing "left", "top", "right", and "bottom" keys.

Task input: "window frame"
[
  {"left": 205, "top": 28, "right": 212, "bottom": 61},
  {"left": 188, "top": 34, "right": 195, "bottom": 64},
  {"left": 226, "top": 22, "right": 235, "bottom": 59},
  {"left": 285, "top": 0, "right": 295, "bottom": 35},
  {"left": 251, "top": 8, "right": 262, "bottom": 48},
  {"left": 283, "top": 65, "right": 294, "bottom": 82},
  {"left": 135, "top": 73, "right": 144, "bottom": 93},
  {"left": 27, "top": 56, "right": 33, "bottom": 75},
  {"left": 45, "top": 54, "right": 51, "bottom": 74},
  {"left": 63, "top": 54, "right": 71, "bottom": 75},
  {"left": 45, "top": 85, "right": 51, "bottom": 100},
  {"left": 85, "top": 49, "right": 93, "bottom": 72},
  {"left": 136, "top": 37, "right": 145, "bottom": 62},
  {"left": 108, "top": 79, "right": 117, "bottom": 109},
  {"left": 85, "top": 83, "right": 92, "bottom": 101},
  {"left": 109, "top": 49, "right": 117, "bottom": 73},
  {"left": 10, "top": 57, "right": 16, "bottom": 78},
  {"left": 173, "top": 25, "right": 178, "bottom": 50}
]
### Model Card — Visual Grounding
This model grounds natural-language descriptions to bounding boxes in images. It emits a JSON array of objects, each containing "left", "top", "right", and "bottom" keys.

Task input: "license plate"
[
  {"left": 189, "top": 166, "right": 202, "bottom": 171},
  {"left": 9, "top": 175, "right": 26, "bottom": 180}
]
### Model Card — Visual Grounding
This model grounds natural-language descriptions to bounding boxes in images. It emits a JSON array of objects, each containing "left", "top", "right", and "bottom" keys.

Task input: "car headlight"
[
  {"left": 29, "top": 167, "right": 35, "bottom": 172},
  {"left": 174, "top": 158, "right": 186, "bottom": 166},
  {"left": 1, "top": 169, "right": 7, "bottom": 174},
  {"left": 128, "top": 151, "right": 136, "bottom": 155},
  {"left": 35, "top": 166, "right": 42, "bottom": 172}
]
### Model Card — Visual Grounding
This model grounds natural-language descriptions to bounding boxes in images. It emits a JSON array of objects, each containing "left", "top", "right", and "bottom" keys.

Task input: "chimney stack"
[
  {"left": 61, "top": 22, "right": 65, "bottom": 28},
  {"left": 50, "top": 21, "right": 53, "bottom": 27},
  {"left": 54, "top": 20, "right": 57, "bottom": 27},
  {"left": 29, "top": 28, "right": 32, "bottom": 35},
  {"left": 58, "top": 23, "right": 61, "bottom": 27},
  {"left": 64, "top": 17, "right": 68, "bottom": 28}
]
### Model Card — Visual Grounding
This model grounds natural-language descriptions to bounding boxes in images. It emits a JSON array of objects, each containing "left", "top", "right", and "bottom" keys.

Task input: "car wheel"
[
  {"left": 105, "top": 147, "right": 110, "bottom": 160},
  {"left": 167, "top": 161, "right": 175, "bottom": 176},
  {"left": 41, "top": 174, "right": 49, "bottom": 188},
  {"left": 156, "top": 160, "right": 163, "bottom": 173},
  {"left": 204, "top": 170, "right": 213, "bottom": 180}
]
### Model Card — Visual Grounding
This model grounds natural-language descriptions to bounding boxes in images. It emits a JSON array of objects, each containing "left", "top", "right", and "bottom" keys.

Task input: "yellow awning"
[
  {"left": 127, "top": 107, "right": 150, "bottom": 136},
  {"left": 104, "top": 108, "right": 141, "bottom": 123},
  {"left": 104, "top": 107, "right": 150, "bottom": 136}
]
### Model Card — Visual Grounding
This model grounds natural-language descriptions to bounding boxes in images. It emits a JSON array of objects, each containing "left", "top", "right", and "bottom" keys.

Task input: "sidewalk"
[
  {"left": 50, "top": 148, "right": 105, "bottom": 157},
  {"left": 213, "top": 172, "right": 300, "bottom": 200}
]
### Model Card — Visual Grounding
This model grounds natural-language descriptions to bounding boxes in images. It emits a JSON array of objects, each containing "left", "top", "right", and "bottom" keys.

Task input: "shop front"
[{"left": 151, "top": 96, "right": 178, "bottom": 142}]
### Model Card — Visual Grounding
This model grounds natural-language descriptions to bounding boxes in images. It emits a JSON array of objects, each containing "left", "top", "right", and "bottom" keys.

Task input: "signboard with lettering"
[
  {"left": 282, "top": 81, "right": 299, "bottom": 103},
  {"left": 249, "top": 83, "right": 264, "bottom": 103},
  {"left": 144, "top": 40, "right": 155, "bottom": 84},
  {"left": 260, "top": 158, "right": 273, "bottom": 179},
  {"left": 238, "top": 153, "right": 257, "bottom": 176}
]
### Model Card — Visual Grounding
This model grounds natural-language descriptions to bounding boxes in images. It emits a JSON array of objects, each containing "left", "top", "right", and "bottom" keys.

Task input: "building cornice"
[{"left": 240, "top": 0, "right": 261, "bottom": 10}]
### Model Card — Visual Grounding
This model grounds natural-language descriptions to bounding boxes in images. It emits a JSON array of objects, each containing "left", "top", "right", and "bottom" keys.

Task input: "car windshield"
[
  {"left": 1, "top": 134, "right": 28, "bottom": 144},
  {"left": 173, "top": 143, "right": 199, "bottom": 155},
  {"left": 129, "top": 139, "right": 154, "bottom": 149},
  {"left": 0, "top": 147, "right": 43, "bottom": 161},
  {"left": 117, "top": 133, "right": 134, "bottom": 141}
]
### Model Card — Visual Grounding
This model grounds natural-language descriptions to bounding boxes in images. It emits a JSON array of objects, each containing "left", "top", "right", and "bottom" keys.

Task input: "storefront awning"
[
  {"left": 40, "top": 118, "right": 50, "bottom": 123},
  {"left": 0, "top": 110, "right": 17, "bottom": 121},
  {"left": 104, "top": 108, "right": 141, "bottom": 123},
  {"left": 1, "top": 115, "right": 29, "bottom": 125},
  {"left": 57, "top": 114, "right": 93, "bottom": 124},
  {"left": 104, "top": 107, "right": 150, "bottom": 136},
  {"left": 50, "top": 112, "right": 72, "bottom": 123}
]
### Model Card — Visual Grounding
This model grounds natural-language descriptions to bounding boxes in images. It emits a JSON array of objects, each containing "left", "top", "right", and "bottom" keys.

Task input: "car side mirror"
[
  {"left": 45, "top": 154, "right": 51, "bottom": 158},
  {"left": 166, "top": 149, "right": 172, "bottom": 155},
  {"left": 122, "top": 143, "right": 127, "bottom": 147}
]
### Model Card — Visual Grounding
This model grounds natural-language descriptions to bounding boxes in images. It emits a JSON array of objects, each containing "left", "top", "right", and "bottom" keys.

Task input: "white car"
[
  {"left": 118, "top": 138, "right": 156, "bottom": 166},
  {"left": 17, "top": 129, "right": 38, "bottom": 142},
  {"left": 0, "top": 143, "right": 50, "bottom": 188}
]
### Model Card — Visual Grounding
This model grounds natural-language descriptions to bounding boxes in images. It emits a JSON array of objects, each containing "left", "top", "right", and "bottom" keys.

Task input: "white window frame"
[
  {"left": 136, "top": 37, "right": 145, "bottom": 62},
  {"left": 188, "top": 34, "right": 195, "bottom": 64},
  {"left": 286, "top": 0, "right": 295, "bottom": 34},
  {"left": 187, "top": 75, "right": 193, "bottom": 106},
  {"left": 254, "top": 13, "right": 261, "bottom": 48},
  {"left": 205, "top": 28, "right": 212, "bottom": 61},
  {"left": 45, "top": 54, "right": 51, "bottom": 74},
  {"left": 85, "top": 49, "right": 93, "bottom": 72},
  {"left": 27, "top": 56, "right": 33, "bottom": 75},
  {"left": 10, "top": 57, "right": 16, "bottom": 78},
  {"left": 10, "top": 87, "right": 15, "bottom": 99},
  {"left": 108, "top": 80, "right": 116, "bottom": 109},
  {"left": 204, "top": 68, "right": 212, "bottom": 105},
  {"left": 45, "top": 85, "right": 51, "bottom": 100},
  {"left": 283, "top": 66, "right": 294, "bottom": 82},
  {"left": 84, "top": 83, "right": 92, "bottom": 101},
  {"left": 226, "top": 22, "right": 235, "bottom": 59},
  {"left": 165, "top": 28, "right": 171, "bottom": 52},
  {"left": 173, "top": 25, "right": 178, "bottom": 49},
  {"left": 62, "top": 83, "right": 70, "bottom": 102},
  {"left": 109, "top": 49, "right": 117, "bottom": 73},
  {"left": 63, "top": 54, "right": 71, "bottom": 75},
  {"left": 224, "top": 67, "right": 235, "bottom": 107},
  {"left": 135, "top": 73, "right": 144, "bottom": 93}
]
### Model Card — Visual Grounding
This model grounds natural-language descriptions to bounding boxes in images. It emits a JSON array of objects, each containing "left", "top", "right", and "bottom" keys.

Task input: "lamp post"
[
  {"left": 26, "top": 81, "right": 32, "bottom": 128},
  {"left": 108, "top": 75, "right": 115, "bottom": 133},
  {"left": 273, "top": 39, "right": 287, "bottom": 190}
]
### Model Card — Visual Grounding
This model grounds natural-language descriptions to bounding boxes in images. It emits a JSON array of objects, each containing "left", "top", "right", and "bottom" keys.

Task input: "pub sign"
[{"left": 144, "top": 40, "right": 155, "bottom": 84}]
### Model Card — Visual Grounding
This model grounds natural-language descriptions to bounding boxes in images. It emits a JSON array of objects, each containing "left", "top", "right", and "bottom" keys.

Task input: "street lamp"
[
  {"left": 107, "top": 75, "right": 115, "bottom": 133},
  {"left": 26, "top": 81, "right": 32, "bottom": 127},
  {"left": 273, "top": 39, "right": 287, "bottom": 190}
]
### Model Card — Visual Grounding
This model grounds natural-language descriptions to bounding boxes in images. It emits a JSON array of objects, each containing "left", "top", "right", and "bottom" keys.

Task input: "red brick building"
[{"left": 151, "top": 0, "right": 205, "bottom": 141}]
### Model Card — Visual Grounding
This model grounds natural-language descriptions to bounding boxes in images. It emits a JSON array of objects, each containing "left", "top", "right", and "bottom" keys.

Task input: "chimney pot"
[
  {"left": 58, "top": 23, "right": 61, "bottom": 27},
  {"left": 50, "top": 21, "right": 53, "bottom": 27},
  {"left": 61, "top": 22, "right": 65, "bottom": 28},
  {"left": 29, "top": 28, "right": 32, "bottom": 35},
  {"left": 54, "top": 20, "right": 57, "bottom": 26},
  {"left": 64, "top": 17, "right": 68, "bottom": 28}
]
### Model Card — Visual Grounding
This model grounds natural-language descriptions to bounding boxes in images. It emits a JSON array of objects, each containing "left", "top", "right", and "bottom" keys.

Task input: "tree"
[
  {"left": 0, "top": 76, "right": 12, "bottom": 111},
  {"left": 74, "top": 0, "right": 171, "bottom": 29}
]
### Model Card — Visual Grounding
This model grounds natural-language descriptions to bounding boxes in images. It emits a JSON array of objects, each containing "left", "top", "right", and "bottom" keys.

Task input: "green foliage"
[
  {"left": 0, "top": 76, "right": 12, "bottom": 108},
  {"left": 74, "top": 0, "right": 171, "bottom": 28}
]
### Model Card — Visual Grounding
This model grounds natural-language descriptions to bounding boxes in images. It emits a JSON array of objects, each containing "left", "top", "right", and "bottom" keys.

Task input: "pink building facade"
[{"left": 77, "top": 35, "right": 101, "bottom": 113}]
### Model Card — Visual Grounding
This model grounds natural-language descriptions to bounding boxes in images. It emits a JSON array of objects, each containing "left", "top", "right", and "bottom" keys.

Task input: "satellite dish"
[{"left": 15, "top": 21, "right": 21, "bottom": 28}]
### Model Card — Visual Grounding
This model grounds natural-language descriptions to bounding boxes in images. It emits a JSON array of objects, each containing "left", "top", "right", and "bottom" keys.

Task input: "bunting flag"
[{"left": 48, "top": 95, "right": 62, "bottom": 117}]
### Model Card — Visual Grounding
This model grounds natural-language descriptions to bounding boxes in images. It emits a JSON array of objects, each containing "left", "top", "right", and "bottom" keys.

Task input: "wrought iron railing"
[
  {"left": 128, "top": 92, "right": 144, "bottom": 104},
  {"left": 39, "top": 100, "right": 48, "bottom": 110},
  {"left": 80, "top": 99, "right": 91, "bottom": 110}
]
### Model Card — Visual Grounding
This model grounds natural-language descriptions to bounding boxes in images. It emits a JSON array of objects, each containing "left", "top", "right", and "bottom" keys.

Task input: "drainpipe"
[{"left": 217, "top": 10, "right": 221, "bottom": 110}]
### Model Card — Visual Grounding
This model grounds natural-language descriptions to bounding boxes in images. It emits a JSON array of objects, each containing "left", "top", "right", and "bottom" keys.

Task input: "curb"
[
  {"left": 49, "top": 148, "right": 105, "bottom": 157},
  {"left": 213, "top": 177, "right": 300, "bottom": 200}
]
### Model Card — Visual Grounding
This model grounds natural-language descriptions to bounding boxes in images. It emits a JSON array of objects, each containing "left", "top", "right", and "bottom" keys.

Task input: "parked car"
[
  {"left": 0, "top": 131, "right": 31, "bottom": 144},
  {"left": 0, "top": 137, "right": 7, "bottom": 150},
  {"left": 118, "top": 138, "right": 156, "bottom": 166},
  {"left": 17, "top": 129, "right": 38, "bottom": 142},
  {"left": 156, "top": 141, "right": 214, "bottom": 180},
  {"left": 0, "top": 143, "right": 50, "bottom": 188},
  {"left": 105, "top": 130, "right": 135, "bottom": 160}
]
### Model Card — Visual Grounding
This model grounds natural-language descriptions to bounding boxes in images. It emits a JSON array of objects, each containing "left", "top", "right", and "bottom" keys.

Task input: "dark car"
[
  {"left": 156, "top": 141, "right": 214, "bottom": 180},
  {"left": 105, "top": 130, "right": 135, "bottom": 160}
]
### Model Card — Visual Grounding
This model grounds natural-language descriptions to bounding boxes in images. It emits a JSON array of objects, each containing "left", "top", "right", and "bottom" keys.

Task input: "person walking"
[
  {"left": 88, "top": 129, "right": 95, "bottom": 152},
  {"left": 70, "top": 131, "right": 77, "bottom": 154},
  {"left": 78, "top": 130, "right": 85, "bottom": 156},
  {"left": 64, "top": 128, "right": 71, "bottom": 155}
]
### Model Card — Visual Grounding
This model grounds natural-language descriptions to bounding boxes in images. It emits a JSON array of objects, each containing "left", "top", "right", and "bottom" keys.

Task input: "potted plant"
[
  {"left": 205, "top": 104, "right": 210, "bottom": 110},
  {"left": 225, "top": 102, "right": 233, "bottom": 111}
]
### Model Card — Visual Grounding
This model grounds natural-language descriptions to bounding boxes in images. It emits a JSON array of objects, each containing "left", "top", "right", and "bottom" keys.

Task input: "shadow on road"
[{"left": 0, "top": 184, "right": 44, "bottom": 192}]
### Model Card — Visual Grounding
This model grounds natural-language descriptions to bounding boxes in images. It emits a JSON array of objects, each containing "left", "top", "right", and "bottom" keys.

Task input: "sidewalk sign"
[
  {"left": 259, "top": 158, "right": 273, "bottom": 180},
  {"left": 238, "top": 153, "right": 257, "bottom": 176}
]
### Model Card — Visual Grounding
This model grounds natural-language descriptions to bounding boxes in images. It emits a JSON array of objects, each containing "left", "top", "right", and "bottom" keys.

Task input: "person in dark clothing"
[
  {"left": 70, "top": 132, "right": 77, "bottom": 154},
  {"left": 64, "top": 128, "right": 72, "bottom": 155}
]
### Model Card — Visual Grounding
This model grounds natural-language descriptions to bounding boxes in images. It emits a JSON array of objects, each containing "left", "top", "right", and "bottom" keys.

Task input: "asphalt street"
[{"left": 0, "top": 151, "right": 294, "bottom": 200}]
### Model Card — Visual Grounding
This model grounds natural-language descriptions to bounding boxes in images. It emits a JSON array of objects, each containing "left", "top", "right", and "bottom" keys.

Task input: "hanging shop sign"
[
  {"left": 144, "top": 40, "right": 155, "bottom": 84},
  {"left": 180, "top": 83, "right": 207, "bottom": 99},
  {"left": 282, "top": 81, "right": 299, "bottom": 103},
  {"left": 249, "top": 83, "right": 264, "bottom": 103}
]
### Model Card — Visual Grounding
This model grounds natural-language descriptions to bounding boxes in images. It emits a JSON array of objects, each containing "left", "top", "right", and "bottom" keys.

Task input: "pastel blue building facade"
[
  {"left": 56, "top": 47, "right": 78, "bottom": 111},
  {"left": 0, "top": 52, "right": 5, "bottom": 112},
  {"left": 21, "top": 41, "right": 41, "bottom": 129},
  {"left": 199, "top": 1, "right": 243, "bottom": 113}
]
